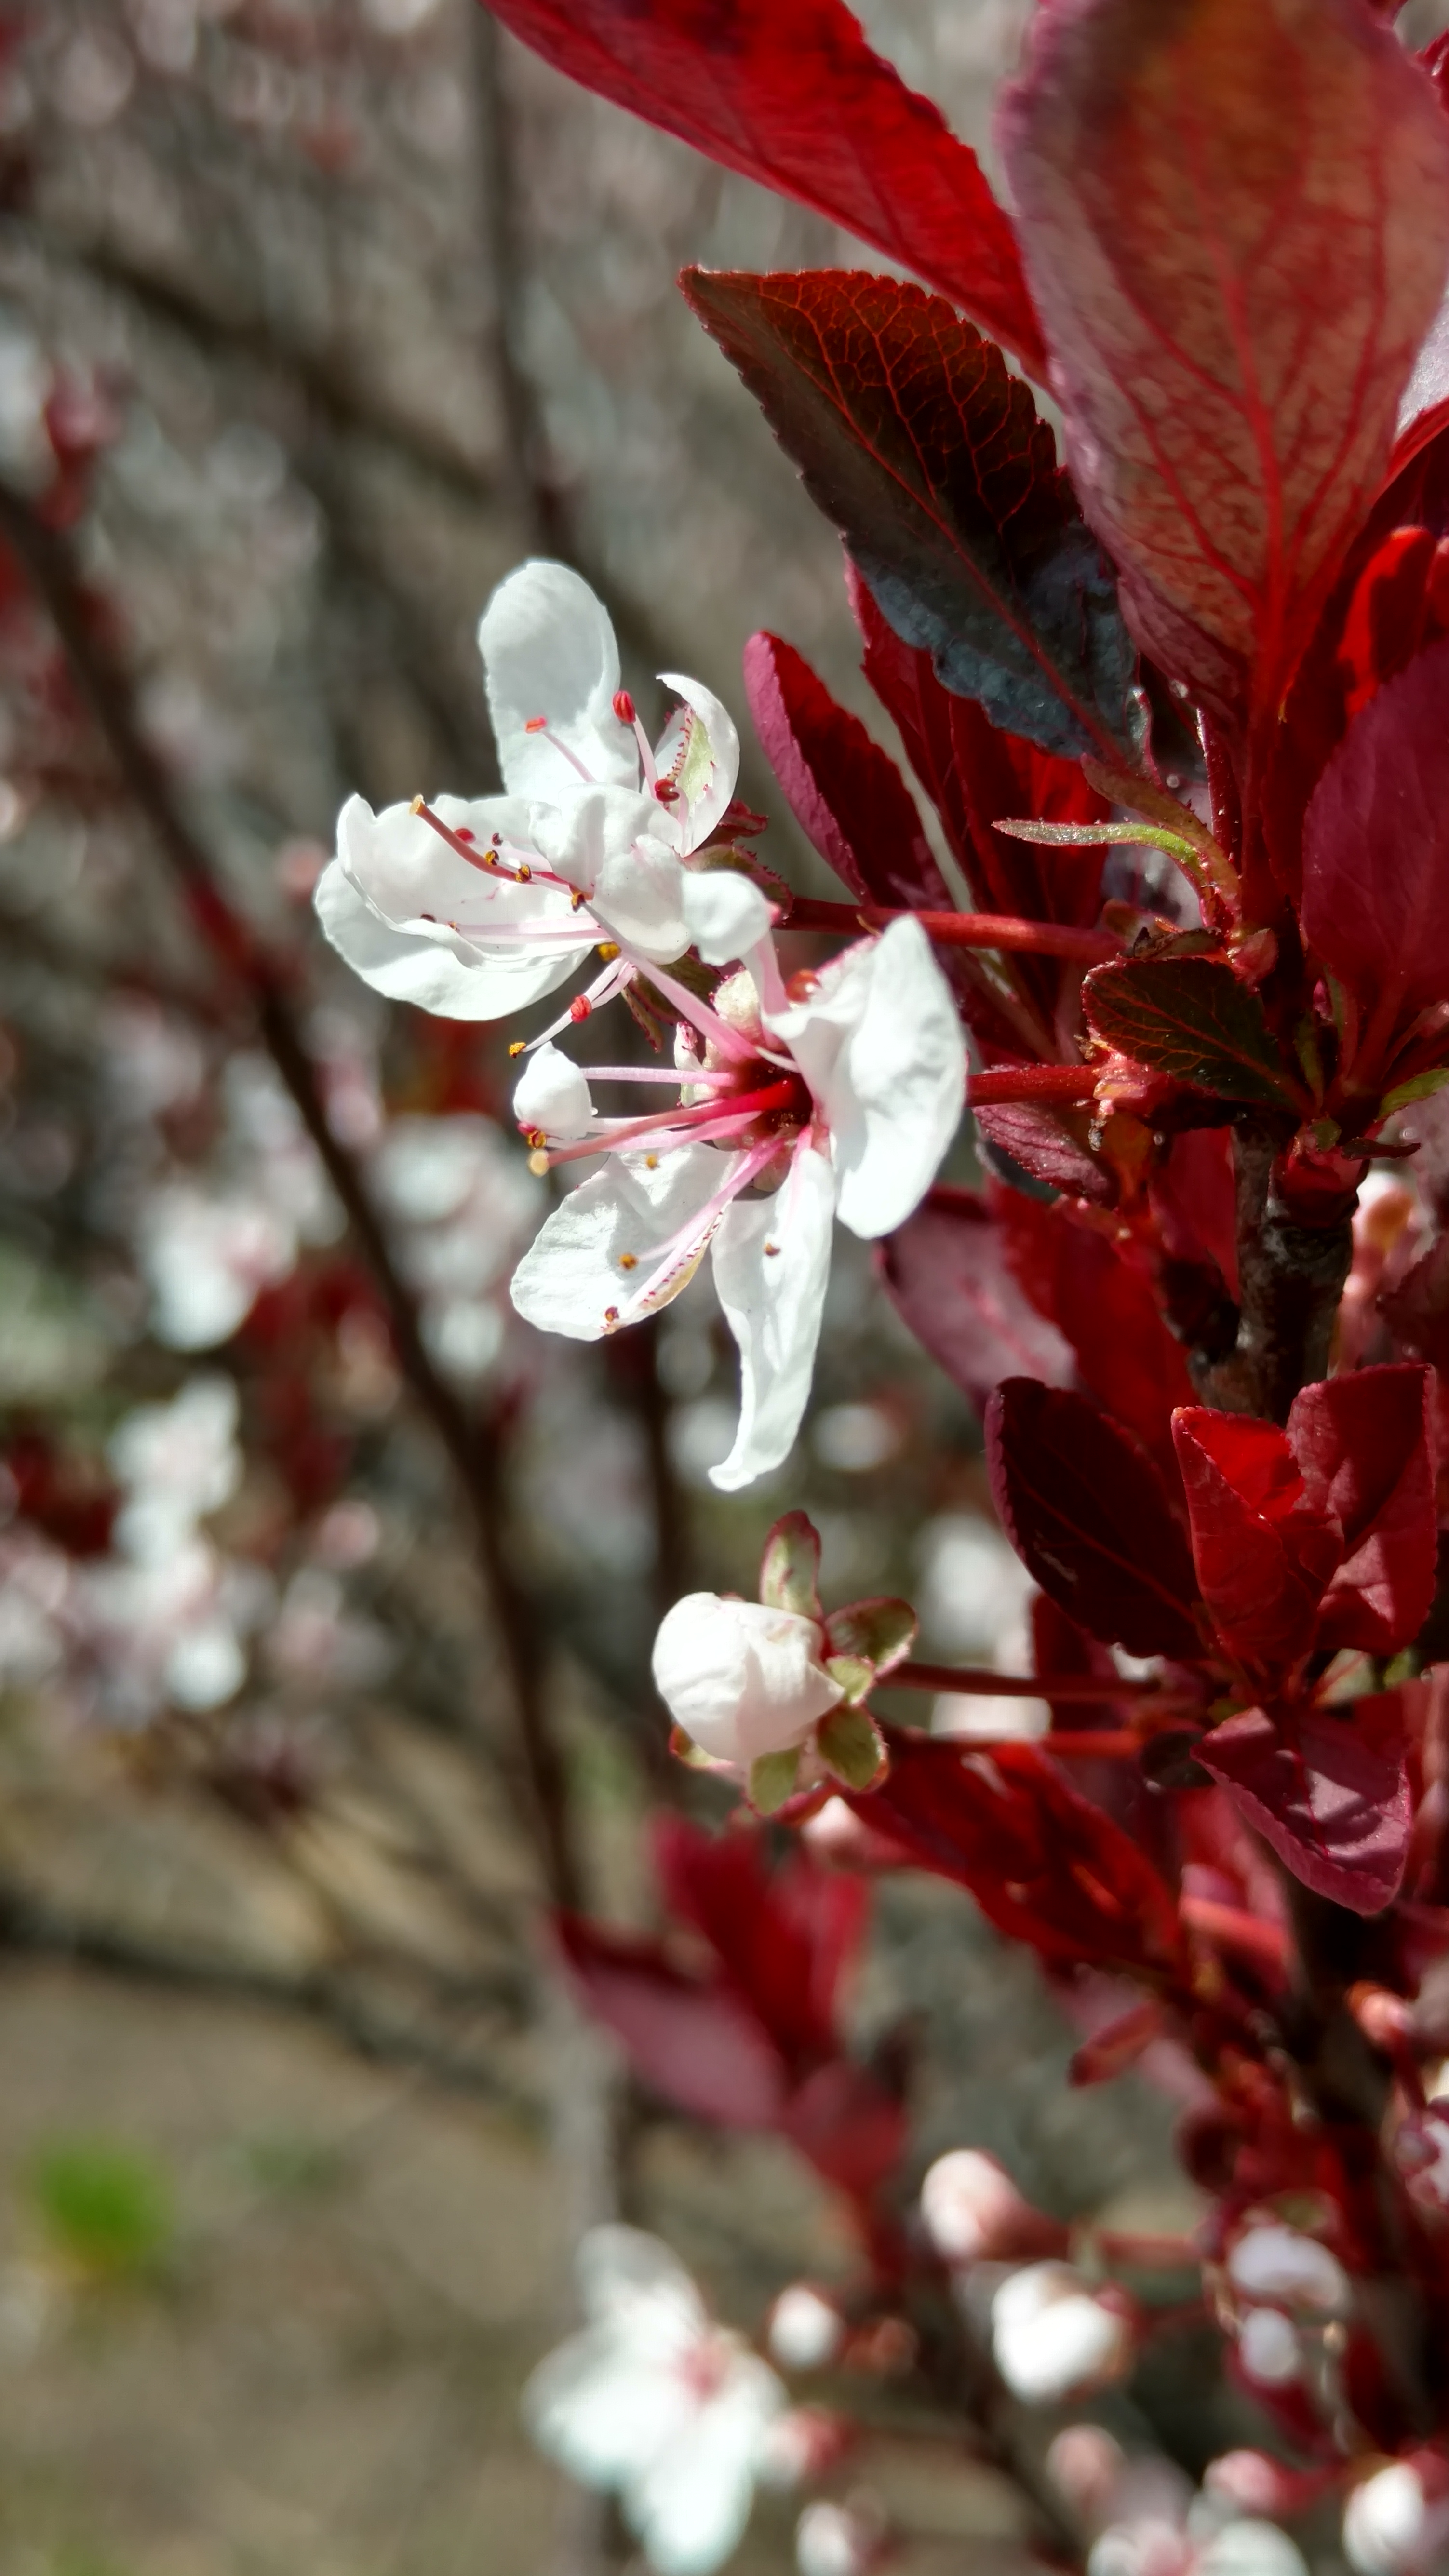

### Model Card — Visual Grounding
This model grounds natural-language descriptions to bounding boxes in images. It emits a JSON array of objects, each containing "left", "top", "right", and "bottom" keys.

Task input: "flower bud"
[
  {"left": 990, "top": 2262, "right": 1134, "bottom": 2404},
  {"left": 920, "top": 2148, "right": 1063, "bottom": 2267},
  {"left": 1235, "top": 2306, "right": 1300, "bottom": 2388},
  {"left": 1203, "top": 2453, "right": 1303, "bottom": 2517},
  {"left": 1391, "top": 2105, "right": 1449, "bottom": 2215},
  {"left": 796, "top": 2497, "right": 886, "bottom": 2576},
  {"left": 512, "top": 1042, "right": 593, "bottom": 1141},
  {"left": 1046, "top": 2425, "right": 1127, "bottom": 2523},
  {"left": 767, "top": 2285, "right": 845, "bottom": 2372},
  {"left": 1343, "top": 2462, "right": 1447, "bottom": 2576},
  {"left": 652, "top": 1591, "right": 843, "bottom": 1765},
  {"left": 758, "top": 2406, "right": 854, "bottom": 2490},
  {"left": 1226, "top": 2223, "right": 1348, "bottom": 2314}
]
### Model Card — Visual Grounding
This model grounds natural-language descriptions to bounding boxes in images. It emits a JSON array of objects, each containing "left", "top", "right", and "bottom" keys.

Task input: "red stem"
[
  {"left": 967, "top": 1064, "right": 1100, "bottom": 1106},
  {"left": 892, "top": 1662, "right": 1157, "bottom": 1702},
  {"left": 1180, "top": 1894, "right": 1289, "bottom": 1971},
  {"left": 784, "top": 896, "right": 1120, "bottom": 963}
]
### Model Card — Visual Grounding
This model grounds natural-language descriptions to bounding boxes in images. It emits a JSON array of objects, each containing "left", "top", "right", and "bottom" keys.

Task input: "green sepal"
[
  {"left": 823, "top": 1654, "right": 874, "bottom": 1706},
  {"left": 669, "top": 1724, "right": 719, "bottom": 1771},
  {"left": 748, "top": 1746, "right": 803, "bottom": 1815},
  {"left": 1383, "top": 1065, "right": 1449, "bottom": 1114},
  {"left": 818, "top": 1704, "right": 887, "bottom": 1792},
  {"left": 826, "top": 1596, "right": 917, "bottom": 1678},
  {"left": 759, "top": 1510, "right": 822, "bottom": 1619}
]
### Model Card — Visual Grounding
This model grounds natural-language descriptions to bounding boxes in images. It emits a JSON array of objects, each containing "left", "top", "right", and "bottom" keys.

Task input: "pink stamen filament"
[
  {"left": 539, "top": 1078, "right": 801, "bottom": 1172},
  {"left": 640, "top": 958, "right": 783, "bottom": 1068},
  {"left": 415, "top": 800, "right": 578, "bottom": 898},
  {"left": 523, "top": 721, "right": 596, "bottom": 785},
  {"left": 621, "top": 1136, "right": 787, "bottom": 1311},
  {"left": 518, "top": 958, "right": 633, "bottom": 1055},
  {"left": 581, "top": 1063, "right": 738, "bottom": 1087}
]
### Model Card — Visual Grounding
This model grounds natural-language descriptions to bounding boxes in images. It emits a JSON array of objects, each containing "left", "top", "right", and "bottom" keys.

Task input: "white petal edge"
[
  {"left": 510, "top": 1146, "right": 723, "bottom": 1343},
  {"left": 681, "top": 869, "right": 774, "bottom": 966},
  {"left": 831, "top": 915, "right": 966, "bottom": 1237},
  {"left": 315, "top": 856, "right": 582, "bottom": 1021},
  {"left": 656, "top": 673, "right": 742, "bottom": 849},
  {"left": 480, "top": 560, "right": 637, "bottom": 803},
  {"left": 709, "top": 1145, "right": 836, "bottom": 1492}
]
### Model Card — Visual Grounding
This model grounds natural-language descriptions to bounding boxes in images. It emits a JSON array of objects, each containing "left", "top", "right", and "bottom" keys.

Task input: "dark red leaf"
[
  {"left": 972, "top": 1099, "right": 1118, "bottom": 1207},
  {"left": 652, "top": 1815, "right": 863, "bottom": 2068},
  {"left": 1197, "top": 1699, "right": 1411, "bottom": 1915},
  {"left": 555, "top": 1915, "right": 790, "bottom": 2126},
  {"left": 1287, "top": 1366, "right": 1436, "bottom": 1656},
  {"left": 1301, "top": 637, "right": 1449, "bottom": 1019},
  {"left": 741, "top": 630, "right": 950, "bottom": 913},
  {"left": 682, "top": 270, "right": 1140, "bottom": 762},
  {"left": 878, "top": 1187, "right": 1074, "bottom": 1415},
  {"left": 1149, "top": 1127, "right": 1240, "bottom": 1304},
  {"left": 988, "top": 1378, "right": 1203, "bottom": 1659},
  {"left": 481, "top": 0, "right": 1045, "bottom": 368},
  {"left": 779, "top": 2060, "right": 907, "bottom": 2200},
  {"left": 1381, "top": 1232, "right": 1449, "bottom": 1370},
  {"left": 847, "top": 564, "right": 1109, "bottom": 938},
  {"left": 1337, "top": 527, "right": 1437, "bottom": 720},
  {"left": 998, "top": 0, "right": 1449, "bottom": 731},
  {"left": 1083, "top": 957, "right": 1297, "bottom": 1108},
  {"left": 1171, "top": 1410, "right": 1340, "bottom": 1669},
  {"left": 991, "top": 1182, "right": 1194, "bottom": 1476},
  {"left": 848, "top": 1728, "right": 1186, "bottom": 1974}
]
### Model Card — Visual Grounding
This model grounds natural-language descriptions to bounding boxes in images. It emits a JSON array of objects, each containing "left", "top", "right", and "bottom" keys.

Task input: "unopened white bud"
[
  {"left": 1392, "top": 2106, "right": 1449, "bottom": 2215},
  {"left": 1046, "top": 2425, "right": 1127, "bottom": 2522},
  {"left": 1196, "top": 2522, "right": 1308, "bottom": 2576},
  {"left": 920, "top": 2148, "right": 1043, "bottom": 2266},
  {"left": 990, "top": 2263, "right": 1133, "bottom": 2405},
  {"left": 796, "top": 2499, "right": 884, "bottom": 2576},
  {"left": 1227, "top": 2224, "right": 1348, "bottom": 2314},
  {"left": 1236, "top": 2306, "right": 1300, "bottom": 2388},
  {"left": 768, "top": 2285, "right": 844, "bottom": 2372},
  {"left": 1204, "top": 2453, "right": 1296, "bottom": 2517},
  {"left": 512, "top": 1041, "right": 593, "bottom": 1140},
  {"left": 652, "top": 1591, "right": 843, "bottom": 1764},
  {"left": 1344, "top": 2464, "right": 1442, "bottom": 2576}
]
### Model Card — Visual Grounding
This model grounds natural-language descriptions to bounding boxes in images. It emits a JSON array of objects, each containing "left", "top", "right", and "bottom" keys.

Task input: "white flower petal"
[
  {"left": 316, "top": 855, "right": 582, "bottom": 1020},
  {"left": 523, "top": 2327, "right": 695, "bottom": 2492},
  {"left": 681, "top": 869, "right": 774, "bottom": 966},
  {"left": 592, "top": 832, "right": 688, "bottom": 961},
  {"left": 577, "top": 2226, "right": 709, "bottom": 2344},
  {"left": 655, "top": 674, "right": 742, "bottom": 849},
  {"left": 625, "top": 2359, "right": 783, "bottom": 2576},
  {"left": 510, "top": 1146, "right": 723, "bottom": 1342},
  {"left": 709, "top": 1145, "right": 835, "bottom": 1492},
  {"left": 479, "top": 560, "right": 637, "bottom": 802},
  {"left": 513, "top": 1043, "right": 594, "bottom": 1141},
  {"left": 765, "top": 917, "right": 964, "bottom": 1240}
]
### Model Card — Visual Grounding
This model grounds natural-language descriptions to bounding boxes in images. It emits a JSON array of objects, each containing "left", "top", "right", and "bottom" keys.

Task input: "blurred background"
[{"left": 0, "top": 4, "right": 1445, "bottom": 2571}]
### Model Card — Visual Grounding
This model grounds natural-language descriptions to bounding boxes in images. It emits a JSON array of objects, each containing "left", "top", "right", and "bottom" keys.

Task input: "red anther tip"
[
  {"left": 653, "top": 778, "right": 679, "bottom": 803},
  {"left": 569, "top": 995, "right": 593, "bottom": 1022},
  {"left": 455, "top": 826, "right": 475, "bottom": 843},
  {"left": 612, "top": 689, "right": 636, "bottom": 724},
  {"left": 524, "top": 715, "right": 548, "bottom": 733}
]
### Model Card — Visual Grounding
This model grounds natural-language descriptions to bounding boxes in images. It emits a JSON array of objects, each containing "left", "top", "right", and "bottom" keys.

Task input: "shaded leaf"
[
  {"left": 749, "top": 1747, "right": 803, "bottom": 1814},
  {"left": 684, "top": 269, "right": 1140, "bottom": 761},
  {"left": 653, "top": 1815, "right": 866, "bottom": 2067},
  {"left": 742, "top": 631, "right": 950, "bottom": 914},
  {"left": 1301, "top": 637, "right": 1449, "bottom": 1018},
  {"left": 879, "top": 1187, "right": 1075, "bottom": 1416},
  {"left": 972, "top": 1099, "right": 1117, "bottom": 1207},
  {"left": 826, "top": 1596, "right": 917, "bottom": 1676},
  {"left": 1197, "top": 1699, "right": 1410, "bottom": 1914},
  {"left": 818, "top": 1703, "right": 887, "bottom": 1789},
  {"left": 987, "top": 1378, "right": 1203, "bottom": 1658},
  {"left": 991, "top": 1181, "right": 1194, "bottom": 1476},
  {"left": 555, "top": 1915, "right": 790, "bottom": 2126},
  {"left": 1288, "top": 1365, "right": 1436, "bottom": 1656},
  {"left": 848, "top": 1728, "right": 1186, "bottom": 1974},
  {"left": 1084, "top": 957, "right": 1296, "bottom": 1106},
  {"left": 1171, "top": 1409, "right": 1340, "bottom": 1669},
  {"left": 779, "top": 2059, "right": 906, "bottom": 2199},
  {"left": 998, "top": 0, "right": 1449, "bottom": 729},
  {"left": 1381, "top": 1233, "right": 1449, "bottom": 1371},
  {"left": 482, "top": 0, "right": 1046, "bottom": 367}
]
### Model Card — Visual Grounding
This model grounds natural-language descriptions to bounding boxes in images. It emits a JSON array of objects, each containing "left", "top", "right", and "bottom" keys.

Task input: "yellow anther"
[
  {"left": 508, "top": 1040, "right": 526, "bottom": 1057},
  {"left": 596, "top": 941, "right": 620, "bottom": 963},
  {"left": 618, "top": 1253, "right": 638, "bottom": 1272},
  {"left": 528, "top": 1149, "right": 550, "bottom": 1177}
]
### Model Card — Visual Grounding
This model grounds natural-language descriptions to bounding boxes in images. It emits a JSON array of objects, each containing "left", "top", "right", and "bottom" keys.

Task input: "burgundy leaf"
[
  {"left": 988, "top": 1378, "right": 1203, "bottom": 1659},
  {"left": 879, "top": 1186, "right": 1074, "bottom": 1415},
  {"left": 1171, "top": 1410, "right": 1340, "bottom": 1669},
  {"left": 848, "top": 564, "right": 1109, "bottom": 933},
  {"left": 555, "top": 1915, "right": 790, "bottom": 2127},
  {"left": 683, "top": 270, "right": 1141, "bottom": 762},
  {"left": 1287, "top": 1365, "right": 1436, "bottom": 1656},
  {"left": 1197, "top": 1699, "right": 1411, "bottom": 1915},
  {"left": 741, "top": 630, "right": 950, "bottom": 913},
  {"left": 1149, "top": 1127, "right": 1240, "bottom": 1303},
  {"left": 991, "top": 1182, "right": 1194, "bottom": 1476},
  {"left": 1301, "top": 637, "right": 1449, "bottom": 1019},
  {"left": 652, "top": 1815, "right": 863, "bottom": 2068},
  {"left": 1083, "top": 957, "right": 1297, "bottom": 1108},
  {"left": 480, "top": 0, "right": 1046, "bottom": 369},
  {"left": 997, "top": 0, "right": 1449, "bottom": 731},
  {"left": 1381, "top": 1232, "right": 1449, "bottom": 1370},
  {"left": 779, "top": 2060, "right": 907, "bottom": 2200},
  {"left": 972, "top": 1099, "right": 1118, "bottom": 1207},
  {"left": 848, "top": 1729, "right": 1186, "bottom": 1975}
]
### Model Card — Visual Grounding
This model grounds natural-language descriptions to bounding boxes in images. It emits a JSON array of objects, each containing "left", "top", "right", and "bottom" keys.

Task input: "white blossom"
[
  {"left": 920, "top": 2148, "right": 1042, "bottom": 2266},
  {"left": 314, "top": 560, "right": 741, "bottom": 1025},
  {"left": 765, "top": 2285, "right": 845, "bottom": 2373},
  {"left": 510, "top": 916, "right": 965, "bottom": 1488},
  {"left": 1225, "top": 2224, "right": 1348, "bottom": 2315},
  {"left": 523, "top": 2225, "right": 785, "bottom": 2576},
  {"left": 1344, "top": 2462, "right": 1449, "bottom": 2576},
  {"left": 990, "top": 2262, "right": 1133, "bottom": 2404},
  {"left": 652, "top": 1591, "right": 843, "bottom": 1766}
]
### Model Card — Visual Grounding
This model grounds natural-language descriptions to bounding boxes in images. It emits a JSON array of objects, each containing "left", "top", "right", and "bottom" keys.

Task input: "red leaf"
[
  {"left": 878, "top": 1187, "right": 1074, "bottom": 1416},
  {"left": 971, "top": 1099, "right": 1118, "bottom": 1208},
  {"left": 1070, "top": 1997, "right": 1165, "bottom": 2087},
  {"left": 741, "top": 631, "right": 950, "bottom": 914},
  {"left": 652, "top": 1816, "right": 864, "bottom": 2068},
  {"left": 848, "top": 1729, "right": 1185, "bottom": 1975},
  {"left": 1301, "top": 637, "right": 1449, "bottom": 1018},
  {"left": 1171, "top": 1410, "right": 1340, "bottom": 1669},
  {"left": 997, "top": 0, "right": 1449, "bottom": 731},
  {"left": 682, "top": 270, "right": 1140, "bottom": 763},
  {"left": 988, "top": 1378, "right": 1203, "bottom": 1659},
  {"left": 1149, "top": 1127, "right": 1239, "bottom": 1304},
  {"left": 1197, "top": 1699, "right": 1411, "bottom": 1915},
  {"left": 779, "top": 2061, "right": 907, "bottom": 2200},
  {"left": 1287, "top": 1365, "right": 1436, "bottom": 1656},
  {"left": 991, "top": 1183, "right": 1194, "bottom": 1476},
  {"left": 1381, "top": 1233, "right": 1449, "bottom": 1371},
  {"left": 1336, "top": 526, "right": 1436, "bottom": 720},
  {"left": 555, "top": 1915, "right": 790, "bottom": 2126},
  {"left": 481, "top": 0, "right": 1046, "bottom": 370}
]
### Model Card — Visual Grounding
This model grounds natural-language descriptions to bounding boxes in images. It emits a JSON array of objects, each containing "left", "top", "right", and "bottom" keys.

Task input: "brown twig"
[{"left": 0, "top": 477, "right": 580, "bottom": 1912}]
